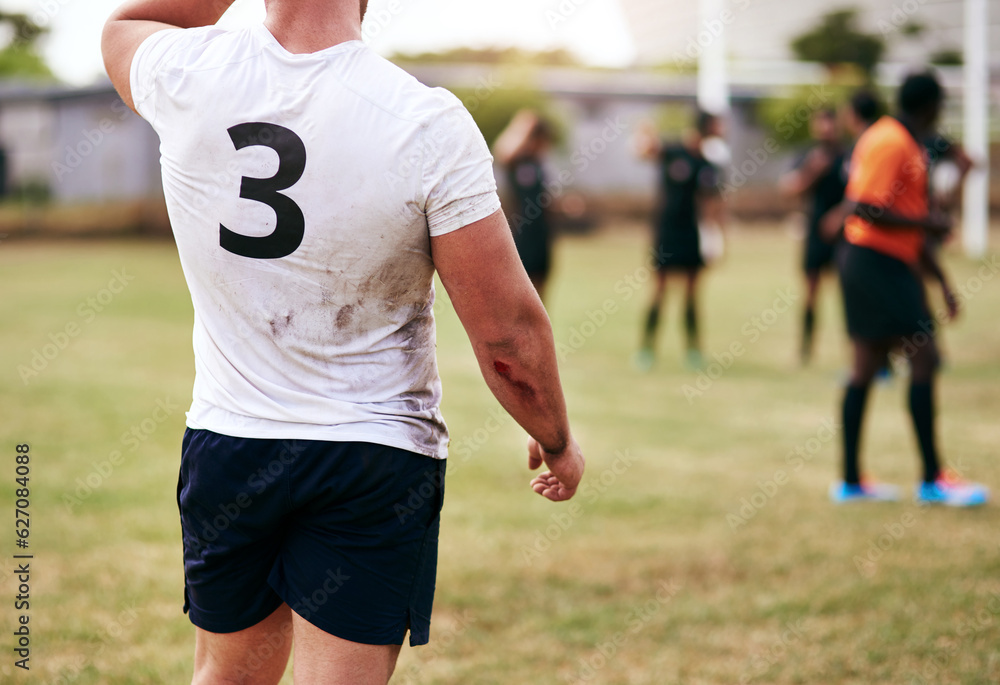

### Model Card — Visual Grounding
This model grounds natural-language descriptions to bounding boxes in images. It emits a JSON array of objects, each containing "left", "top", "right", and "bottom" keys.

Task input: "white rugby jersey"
[{"left": 130, "top": 25, "right": 501, "bottom": 458}]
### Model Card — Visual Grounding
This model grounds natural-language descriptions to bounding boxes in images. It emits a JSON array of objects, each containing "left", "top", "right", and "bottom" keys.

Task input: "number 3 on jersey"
[{"left": 221, "top": 122, "right": 306, "bottom": 260}]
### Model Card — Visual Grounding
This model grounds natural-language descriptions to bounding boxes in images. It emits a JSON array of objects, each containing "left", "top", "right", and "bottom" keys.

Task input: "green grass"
[{"left": 1, "top": 226, "right": 999, "bottom": 684}]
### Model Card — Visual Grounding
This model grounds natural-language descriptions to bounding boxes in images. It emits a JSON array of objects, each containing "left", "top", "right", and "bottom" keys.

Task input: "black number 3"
[{"left": 220, "top": 122, "right": 306, "bottom": 259}]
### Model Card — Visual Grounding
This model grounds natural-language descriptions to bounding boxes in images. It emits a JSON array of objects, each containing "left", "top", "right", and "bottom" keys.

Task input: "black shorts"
[
  {"left": 654, "top": 223, "right": 703, "bottom": 271},
  {"left": 803, "top": 230, "right": 836, "bottom": 272},
  {"left": 177, "top": 429, "right": 445, "bottom": 646},
  {"left": 514, "top": 222, "right": 551, "bottom": 277},
  {"left": 838, "top": 242, "right": 932, "bottom": 341}
]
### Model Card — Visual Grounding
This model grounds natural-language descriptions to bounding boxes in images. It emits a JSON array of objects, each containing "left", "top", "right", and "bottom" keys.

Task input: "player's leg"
[
  {"left": 801, "top": 269, "right": 821, "bottom": 364},
  {"left": 192, "top": 604, "right": 293, "bottom": 685},
  {"left": 291, "top": 615, "right": 401, "bottom": 685},
  {"left": 908, "top": 336, "right": 989, "bottom": 505},
  {"left": 908, "top": 336, "right": 941, "bottom": 484},
  {"left": 637, "top": 270, "right": 668, "bottom": 369},
  {"left": 842, "top": 338, "right": 884, "bottom": 485},
  {"left": 682, "top": 268, "right": 701, "bottom": 367}
]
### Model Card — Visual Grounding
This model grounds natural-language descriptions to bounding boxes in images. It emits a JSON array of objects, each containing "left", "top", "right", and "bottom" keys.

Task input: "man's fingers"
[{"left": 530, "top": 472, "right": 577, "bottom": 501}]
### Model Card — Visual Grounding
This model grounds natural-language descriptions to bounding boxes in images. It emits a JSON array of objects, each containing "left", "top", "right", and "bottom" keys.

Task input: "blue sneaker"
[
  {"left": 684, "top": 348, "right": 704, "bottom": 370},
  {"left": 829, "top": 481, "right": 900, "bottom": 503},
  {"left": 633, "top": 348, "right": 654, "bottom": 372},
  {"left": 915, "top": 474, "right": 989, "bottom": 507}
]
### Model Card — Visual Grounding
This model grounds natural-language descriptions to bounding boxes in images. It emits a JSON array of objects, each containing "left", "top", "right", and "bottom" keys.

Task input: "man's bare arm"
[
  {"left": 102, "top": 0, "right": 236, "bottom": 113},
  {"left": 851, "top": 201, "right": 951, "bottom": 236},
  {"left": 431, "top": 209, "right": 584, "bottom": 501}
]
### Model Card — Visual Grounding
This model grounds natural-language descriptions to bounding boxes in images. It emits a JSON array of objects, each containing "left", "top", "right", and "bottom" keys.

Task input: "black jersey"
[
  {"left": 507, "top": 158, "right": 551, "bottom": 276},
  {"left": 655, "top": 143, "right": 719, "bottom": 233},
  {"left": 795, "top": 144, "right": 848, "bottom": 237}
]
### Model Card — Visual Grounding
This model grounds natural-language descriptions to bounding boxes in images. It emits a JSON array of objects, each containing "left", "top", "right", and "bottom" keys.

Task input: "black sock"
[
  {"left": 842, "top": 384, "right": 870, "bottom": 485},
  {"left": 684, "top": 300, "right": 698, "bottom": 351},
  {"left": 802, "top": 307, "right": 816, "bottom": 360},
  {"left": 909, "top": 382, "right": 941, "bottom": 484},
  {"left": 642, "top": 305, "right": 660, "bottom": 350}
]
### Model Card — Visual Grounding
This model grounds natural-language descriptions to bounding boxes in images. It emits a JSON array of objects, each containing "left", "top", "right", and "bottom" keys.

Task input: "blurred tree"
[
  {"left": 391, "top": 47, "right": 580, "bottom": 68},
  {"left": 790, "top": 9, "right": 885, "bottom": 80},
  {"left": 0, "top": 11, "right": 53, "bottom": 79},
  {"left": 445, "top": 85, "right": 562, "bottom": 149},
  {"left": 930, "top": 49, "right": 963, "bottom": 66}
]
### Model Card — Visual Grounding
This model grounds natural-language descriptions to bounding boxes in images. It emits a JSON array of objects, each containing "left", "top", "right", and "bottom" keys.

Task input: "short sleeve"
[
  {"left": 846, "top": 134, "right": 907, "bottom": 205},
  {"left": 420, "top": 96, "right": 501, "bottom": 237},
  {"left": 129, "top": 28, "right": 187, "bottom": 123},
  {"left": 696, "top": 161, "right": 720, "bottom": 195}
]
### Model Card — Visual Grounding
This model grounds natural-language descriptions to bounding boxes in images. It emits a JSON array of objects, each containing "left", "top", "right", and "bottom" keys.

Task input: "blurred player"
[
  {"left": 635, "top": 110, "right": 725, "bottom": 370},
  {"left": 102, "top": 1, "right": 585, "bottom": 682},
  {"left": 780, "top": 108, "right": 848, "bottom": 365},
  {"left": 829, "top": 71, "right": 988, "bottom": 506},
  {"left": 495, "top": 110, "right": 555, "bottom": 301}
]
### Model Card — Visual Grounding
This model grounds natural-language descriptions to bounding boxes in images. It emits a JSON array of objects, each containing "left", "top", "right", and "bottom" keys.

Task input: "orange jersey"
[{"left": 844, "top": 117, "right": 927, "bottom": 264}]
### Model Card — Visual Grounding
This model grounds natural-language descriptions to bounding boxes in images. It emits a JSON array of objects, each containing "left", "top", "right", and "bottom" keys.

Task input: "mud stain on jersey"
[
  {"left": 335, "top": 304, "right": 356, "bottom": 329},
  {"left": 268, "top": 312, "right": 294, "bottom": 337}
]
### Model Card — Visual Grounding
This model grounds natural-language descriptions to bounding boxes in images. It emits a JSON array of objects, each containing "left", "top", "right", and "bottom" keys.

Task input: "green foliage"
[
  {"left": 755, "top": 83, "right": 877, "bottom": 146},
  {"left": 391, "top": 46, "right": 580, "bottom": 67},
  {"left": 0, "top": 11, "right": 52, "bottom": 79},
  {"left": 651, "top": 102, "right": 700, "bottom": 138},
  {"left": 0, "top": 42, "right": 53, "bottom": 79},
  {"left": 900, "top": 20, "right": 925, "bottom": 37},
  {"left": 790, "top": 8, "right": 885, "bottom": 78},
  {"left": 930, "top": 49, "right": 963, "bottom": 66},
  {"left": 446, "top": 85, "right": 563, "bottom": 149}
]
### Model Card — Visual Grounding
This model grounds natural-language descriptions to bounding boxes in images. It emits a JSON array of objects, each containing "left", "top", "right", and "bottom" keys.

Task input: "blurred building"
[
  {"left": 0, "top": 82, "right": 161, "bottom": 203},
  {"left": 619, "top": 0, "right": 1000, "bottom": 67}
]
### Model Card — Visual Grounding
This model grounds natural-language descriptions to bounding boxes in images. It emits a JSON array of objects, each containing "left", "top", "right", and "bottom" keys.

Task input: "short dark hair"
[
  {"left": 850, "top": 89, "right": 880, "bottom": 124},
  {"left": 898, "top": 71, "right": 943, "bottom": 116},
  {"left": 695, "top": 110, "right": 717, "bottom": 136}
]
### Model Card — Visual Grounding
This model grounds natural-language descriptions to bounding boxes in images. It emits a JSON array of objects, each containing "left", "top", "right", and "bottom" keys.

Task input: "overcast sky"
[{"left": 1, "top": 0, "right": 637, "bottom": 85}]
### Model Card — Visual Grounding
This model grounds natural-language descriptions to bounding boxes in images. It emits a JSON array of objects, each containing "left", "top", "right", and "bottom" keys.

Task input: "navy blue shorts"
[
  {"left": 176, "top": 429, "right": 445, "bottom": 646},
  {"left": 838, "top": 243, "right": 932, "bottom": 341}
]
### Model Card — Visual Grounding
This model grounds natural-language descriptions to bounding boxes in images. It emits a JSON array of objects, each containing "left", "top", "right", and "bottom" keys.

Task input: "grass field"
[{"left": 1, "top": 224, "right": 999, "bottom": 684}]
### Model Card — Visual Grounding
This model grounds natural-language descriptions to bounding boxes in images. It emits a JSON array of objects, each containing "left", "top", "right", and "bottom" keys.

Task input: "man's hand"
[
  {"left": 925, "top": 209, "right": 954, "bottom": 240},
  {"left": 528, "top": 436, "right": 584, "bottom": 502},
  {"left": 942, "top": 284, "right": 960, "bottom": 320}
]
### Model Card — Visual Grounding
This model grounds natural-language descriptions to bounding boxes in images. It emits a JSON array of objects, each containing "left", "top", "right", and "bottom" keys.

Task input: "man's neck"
[{"left": 264, "top": 0, "right": 363, "bottom": 54}]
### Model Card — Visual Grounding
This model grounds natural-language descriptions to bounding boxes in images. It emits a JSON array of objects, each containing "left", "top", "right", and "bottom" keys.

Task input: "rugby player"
[
  {"left": 102, "top": 0, "right": 586, "bottom": 682},
  {"left": 829, "top": 71, "right": 987, "bottom": 507}
]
